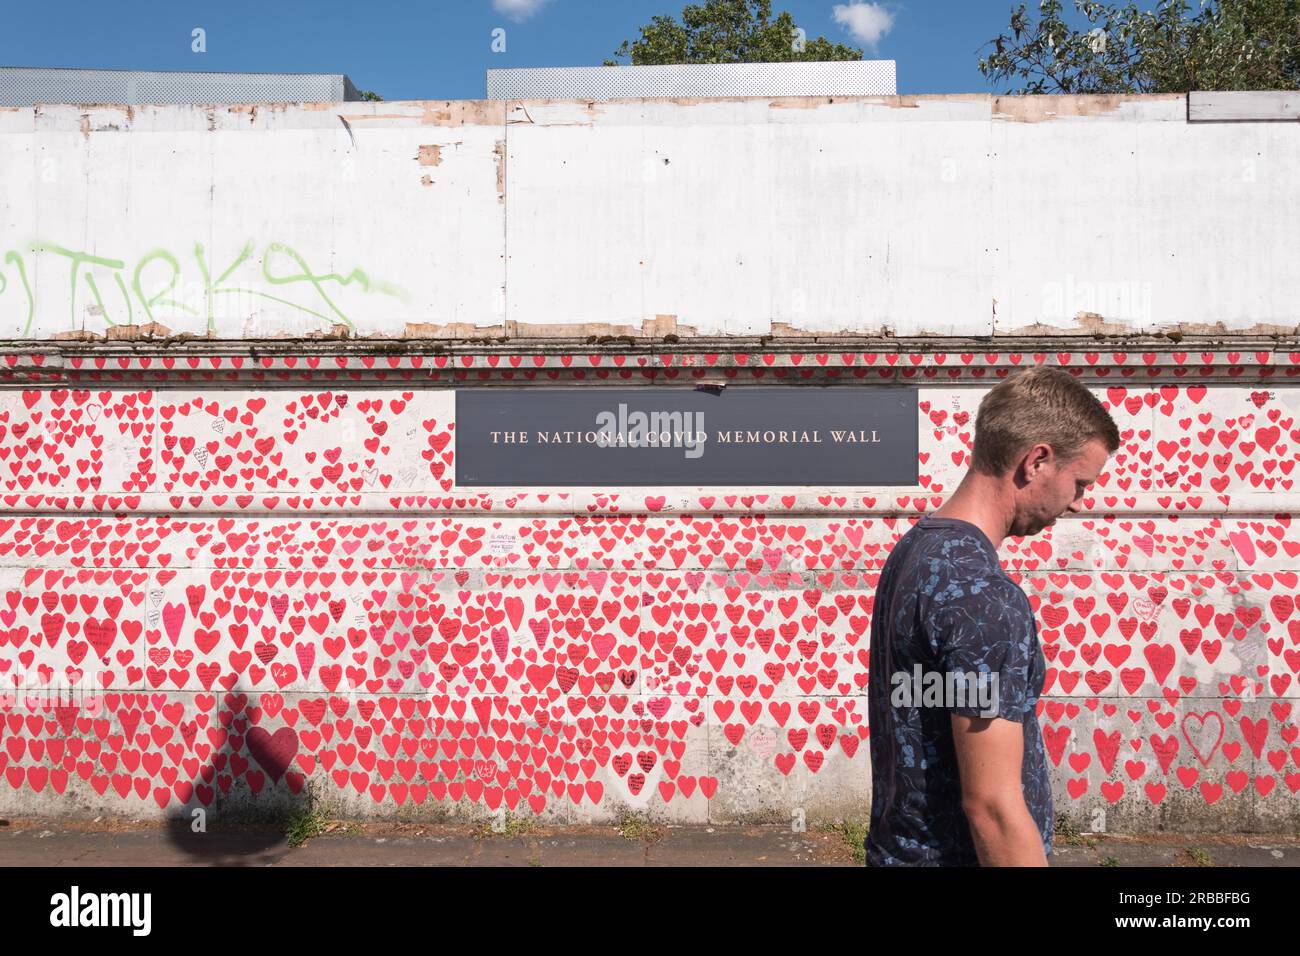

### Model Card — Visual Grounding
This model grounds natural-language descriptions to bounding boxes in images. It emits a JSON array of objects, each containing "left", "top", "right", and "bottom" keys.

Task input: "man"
[{"left": 865, "top": 366, "right": 1120, "bottom": 866}]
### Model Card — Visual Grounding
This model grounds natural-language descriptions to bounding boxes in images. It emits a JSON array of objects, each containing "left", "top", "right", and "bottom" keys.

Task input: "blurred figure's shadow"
[{"left": 165, "top": 686, "right": 312, "bottom": 864}]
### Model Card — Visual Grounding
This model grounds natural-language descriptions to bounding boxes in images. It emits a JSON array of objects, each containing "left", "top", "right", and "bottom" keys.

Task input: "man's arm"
[
  {"left": 932, "top": 576, "right": 1049, "bottom": 866},
  {"left": 950, "top": 714, "right": 1048, "bottom": 866}
]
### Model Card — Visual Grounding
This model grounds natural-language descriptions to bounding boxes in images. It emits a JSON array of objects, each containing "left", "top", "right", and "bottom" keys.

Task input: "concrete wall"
[
  {"left": 3, "top": 94, "right": 1298, "bottom": 341},
  {"left": 0, "top": 95, "right": 1297, "bottom": 834}
]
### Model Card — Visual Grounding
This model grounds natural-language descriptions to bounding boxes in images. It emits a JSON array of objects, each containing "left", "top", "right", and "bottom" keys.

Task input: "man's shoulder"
[
  {"left": 900, "top": 526, "right": 1015, "bottom": 592},
  {"left": 920, "top": 557, "right": 1033, "bottom": 633},
  {"left": 930, "top": 573, "right": 1029, "bottom": 623},
  {"left": 900, "top": 520, "right": 999, "bottom": 566}
]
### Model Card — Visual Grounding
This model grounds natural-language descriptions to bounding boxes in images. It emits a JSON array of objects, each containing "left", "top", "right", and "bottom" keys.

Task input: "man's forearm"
[{"left": 963, "top": 797, "right": 1049, "bottom": 866}]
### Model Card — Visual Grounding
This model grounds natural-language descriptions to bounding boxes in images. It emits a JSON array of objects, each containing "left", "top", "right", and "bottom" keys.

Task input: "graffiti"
[
  {"left": 0, "top": 250, "right": 34, "bottom": 337},
  {"left": 0, "top": 239, "right": 407, "bottom": 336}
]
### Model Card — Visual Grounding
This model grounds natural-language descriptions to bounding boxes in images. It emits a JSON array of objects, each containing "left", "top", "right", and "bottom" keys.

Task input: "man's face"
[{"left": 1010, "top": 437, "right": 1110, "bottom": 537}]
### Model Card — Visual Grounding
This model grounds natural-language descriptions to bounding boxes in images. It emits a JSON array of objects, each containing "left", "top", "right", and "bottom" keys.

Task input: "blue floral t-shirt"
[{"left": 865, "top": 514, "right": 1052, "bottom": 866}]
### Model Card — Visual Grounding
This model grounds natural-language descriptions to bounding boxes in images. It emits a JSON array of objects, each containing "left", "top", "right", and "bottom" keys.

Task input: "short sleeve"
[{"left": 927, "top": 577, "right": 1034, "bottom": 722}]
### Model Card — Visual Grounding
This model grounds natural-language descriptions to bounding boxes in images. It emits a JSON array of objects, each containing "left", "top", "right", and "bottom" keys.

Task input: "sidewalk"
[{"left": 1, "top": 818, "right": 1297, "bottom": 866}]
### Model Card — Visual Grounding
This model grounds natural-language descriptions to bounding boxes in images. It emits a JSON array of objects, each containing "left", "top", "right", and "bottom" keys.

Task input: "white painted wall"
[{"left": 1, "top": 94, "right": 1296, "bottom": 340}]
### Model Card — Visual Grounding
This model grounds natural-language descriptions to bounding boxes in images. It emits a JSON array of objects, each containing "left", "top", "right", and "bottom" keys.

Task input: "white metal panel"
[
  {"left": 0, "top": 111, "right": 36, "bottom": 338},
  {"left": 2, "top": 95, "right": 1299, "bottom": 341},
  {"left": 8, "top": 104, "right": 507, "bottom": 338},
  {"left": 991, "top": 114, "right": 1300, "bottom": 333},
  {"left": 1189, "top": 91, "right": 1300, "bottom": 122}
]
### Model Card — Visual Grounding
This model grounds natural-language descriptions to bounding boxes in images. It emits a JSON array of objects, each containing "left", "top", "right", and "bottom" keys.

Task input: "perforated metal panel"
[
  {"left": 0, "top": 67, "right": 360, "bottom": 106},
  {"left": 487, "top": 61, "right": 896, "bottom": 99}
]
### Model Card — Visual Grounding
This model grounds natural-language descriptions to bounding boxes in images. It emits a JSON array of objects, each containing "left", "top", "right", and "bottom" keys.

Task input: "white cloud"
[
  {"left": 492, "top": 0, "right": 552, "bottom": 21},
  {"left": 831, "top": 2, "right": 896, "bottom": 49}
]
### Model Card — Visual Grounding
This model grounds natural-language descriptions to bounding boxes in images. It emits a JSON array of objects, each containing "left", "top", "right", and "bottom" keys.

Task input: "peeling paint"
[
  {"left": 627, "top": 93, "right": 989, "bottom": 110},
  {"left": 59, "top": 103, "right": 137, "bottom": 113},
  {"left": 770, "top": 322, "right": 832, "bottom": 337},
  {"left": 493, "top": 140, "right": 506, "bottom": 203},
  {"left": 105, "top": 321, "right": 173, "bottom": 340},
  {"left": 993, "top": 93, "right": 1184, "bottom": 122},
  {"left": 337, "top": 113, "right": 414, "bottom": 123},
  {"left": 1010, "top": 311, "right": 1300, "bottom": 337},
  {"left": 417, "top": 145, "right": 443, "bottom": 166},
  {"left": 769, "top": 95, "right": 844, "bottom": 110},
  {"left": 333, "top": 101, "right": 503, "bottom": 125},
  {"left": 405, "top": 321, "right": 504, "bottom": 339},
  {"left": 768, "top": 95, "right": 921, "bottom": 110},
  {"left": 504, "top": 315, "right": 698, "bottom": 339},
  {"left": 419, "top": 100, "right": 506, "bottom": 126},
  {"left": 397, "top": 315, "right": 701, "bottom": 340},
  {"left": 67, "top": 103, "right": 138, "bottom": 135},
  {"left": 225, "top": 102, "right": 302, "bottom": 112},
  {"left": 504, "top": 100, "right": 596, "bottom": 127},
  {"left": 50, "top": 329, "right": 100, "bottom": 341},
  {"left": 769, "top": 321, "right": 904, "bottom": 338},
  {"left": 1012, "top": 311, "right": 1148, "bottom": 336}
]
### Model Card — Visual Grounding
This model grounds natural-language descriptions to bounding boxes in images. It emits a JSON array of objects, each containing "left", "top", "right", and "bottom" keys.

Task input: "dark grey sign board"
[{"left": 455, "top": 387, "right": 918, "bottom": 486}]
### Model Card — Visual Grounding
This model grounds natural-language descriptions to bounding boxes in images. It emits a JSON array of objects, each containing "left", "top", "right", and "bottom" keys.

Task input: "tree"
[
  {"left": 978, "top": 0, "right": 1300, "bottom": 93},
  {"left": 604, "top": 0, "right": 863, "bottom": 65},
  {"left": 357, "top": 90, "right": 384, "bottom": 101}
]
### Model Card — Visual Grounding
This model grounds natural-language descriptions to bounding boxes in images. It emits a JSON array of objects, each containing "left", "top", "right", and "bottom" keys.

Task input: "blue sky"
[{"left": 1, "top": 1, "right": 1051, "bottom": 97}]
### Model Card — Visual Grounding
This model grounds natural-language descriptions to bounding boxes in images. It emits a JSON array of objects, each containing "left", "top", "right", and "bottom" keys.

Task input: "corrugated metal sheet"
[
  {"left": 486, "top": 60, "right": 896, "bottom": 98},
  {"left": 0, "top": 66, "right": 360, "bottom": 105}
]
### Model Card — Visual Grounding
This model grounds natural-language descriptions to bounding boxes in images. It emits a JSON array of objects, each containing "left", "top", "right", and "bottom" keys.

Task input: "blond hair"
[{"left": 970, "top": 366, "right": 1119, "bottom": 476}]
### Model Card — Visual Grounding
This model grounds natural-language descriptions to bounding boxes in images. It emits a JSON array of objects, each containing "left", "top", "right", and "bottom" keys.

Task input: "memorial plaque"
[{"left": 455, "top": 387, "right": 918, "bottom": 486}]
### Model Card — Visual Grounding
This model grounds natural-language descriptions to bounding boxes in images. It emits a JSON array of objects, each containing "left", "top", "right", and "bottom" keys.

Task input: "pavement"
[{"left": 1, "top": 817, "right": 1297, "bottom": 866}]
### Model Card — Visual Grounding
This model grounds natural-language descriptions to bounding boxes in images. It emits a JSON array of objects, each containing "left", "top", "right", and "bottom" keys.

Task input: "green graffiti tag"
[
  {"left": 194, "top": 240, "right": 254, "bottom": 332},
  {"left": 261, "top": 242, "right": 405, "bottom": 329},
  {"left": 0, "top": 251, "right": 35, "bottom": 337},
  {"left": 132, "top": 248, "right": 194, "bottom": 326},
  {"left": 28, "top": 241, "right": 132, "bottom": 331},
  {"left": 0, "top": 239, "right": 407, "bottom": 336}
]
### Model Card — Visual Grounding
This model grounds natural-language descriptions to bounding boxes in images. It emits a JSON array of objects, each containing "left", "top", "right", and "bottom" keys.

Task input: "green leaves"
[
  {"left": 607, "top": 0, "right": 863, "bottom": 65},
  {"left": 978, "top": 0, "right": 1300, "bottom": 94}
]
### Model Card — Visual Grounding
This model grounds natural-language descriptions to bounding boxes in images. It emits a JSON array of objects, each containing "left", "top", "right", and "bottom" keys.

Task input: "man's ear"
[{"left": 1019, "top": 443, "right": 1052, "bottom": 483}]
